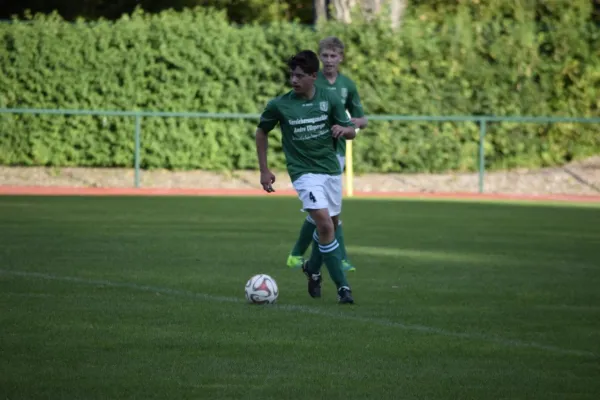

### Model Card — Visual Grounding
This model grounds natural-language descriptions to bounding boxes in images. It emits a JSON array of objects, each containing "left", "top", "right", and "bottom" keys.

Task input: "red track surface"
[{"left": 1, "top": 185, "right": 599, "bottom": 203}]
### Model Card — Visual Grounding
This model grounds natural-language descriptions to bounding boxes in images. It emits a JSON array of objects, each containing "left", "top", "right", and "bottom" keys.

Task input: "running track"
[{"left": 1, "top": 185, "right": 599, "bottom": 204}]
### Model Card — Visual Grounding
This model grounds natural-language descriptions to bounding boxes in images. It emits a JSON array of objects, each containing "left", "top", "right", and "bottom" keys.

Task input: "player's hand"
[
  {"left": 332, "top": 125, "right": 349, "bottom": 139},
  {"left": 260, "top": 170, "right": 276, "bottom": 193}
]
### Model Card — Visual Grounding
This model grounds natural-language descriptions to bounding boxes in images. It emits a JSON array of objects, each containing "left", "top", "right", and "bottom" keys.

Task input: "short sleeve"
[
  {"left": 257, "top": 100, "right": 279, "bottom": 133},
  {"left": 346, "top": 84, "right": 365, "bottom": 118},
  {"left": 330, "top": 92, "right": 354, "bottom": 127}
]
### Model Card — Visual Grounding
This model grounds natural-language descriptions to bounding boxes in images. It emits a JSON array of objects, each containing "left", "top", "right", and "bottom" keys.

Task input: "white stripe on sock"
[
  {"left": 319, "top": 239, "right": 338, "bottom": 250},
  {"left": 319, "top": 240, "right": 339, "bottom": 253},
  {"left": 319, "top": 243, "right": 340, "bottom": 253}
]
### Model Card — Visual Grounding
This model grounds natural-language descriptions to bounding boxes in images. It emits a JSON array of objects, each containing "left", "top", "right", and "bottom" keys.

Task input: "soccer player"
[
  {"left": 255, "top": 50, "right": 356, "bottom": 304},
  {"left": 286, "top": 36, "right": 368, "bottom": 273}
]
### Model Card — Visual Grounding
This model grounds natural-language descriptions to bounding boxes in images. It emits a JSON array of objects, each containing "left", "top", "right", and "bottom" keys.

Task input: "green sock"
[
  {"left": 336, "top": 222, "right": 348, "bottom": 261},
  {"left": 319, "top": 239, "right": 349, "bottom": 289},
  {"left": 306, "top": 230, "right": 323, "bottom": 275},
  {"left": 291, "top": 218, "right": 316, "bottom": 256}
]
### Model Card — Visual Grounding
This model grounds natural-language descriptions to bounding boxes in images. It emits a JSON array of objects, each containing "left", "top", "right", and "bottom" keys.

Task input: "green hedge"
[{"left": 0, "top": 2, "right": 598, "bottom": 173}]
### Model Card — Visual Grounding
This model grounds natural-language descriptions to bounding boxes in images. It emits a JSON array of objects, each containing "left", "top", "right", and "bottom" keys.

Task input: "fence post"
[
  {"left": 478, "top": 119, "right": 486, "bottom": 194},
  {"left": 134, "top": 113, "right": 142, "bottom": 188}
]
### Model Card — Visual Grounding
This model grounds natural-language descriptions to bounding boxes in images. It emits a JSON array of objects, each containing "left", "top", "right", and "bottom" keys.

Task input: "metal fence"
[{"left": 1, "top": 107, "right": 599, "bottom": 194}]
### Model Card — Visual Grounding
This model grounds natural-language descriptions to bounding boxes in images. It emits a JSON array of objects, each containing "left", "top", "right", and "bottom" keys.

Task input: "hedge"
[{"left": 0, "top": 2, "right": 598, "bottom": 173}]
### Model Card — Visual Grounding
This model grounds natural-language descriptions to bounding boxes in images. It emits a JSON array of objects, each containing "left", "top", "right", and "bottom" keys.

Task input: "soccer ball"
[{"left": 245, "top": 274, "right": 279, "bottom": 304}]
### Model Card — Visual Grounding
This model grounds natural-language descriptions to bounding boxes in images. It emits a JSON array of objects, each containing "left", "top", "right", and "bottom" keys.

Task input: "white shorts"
[
  {"left": 337, "top": 155, "right": 346, "bottom": 171},
  {"left": 293, "top": 174, "right": 342, "bottom": 217}
]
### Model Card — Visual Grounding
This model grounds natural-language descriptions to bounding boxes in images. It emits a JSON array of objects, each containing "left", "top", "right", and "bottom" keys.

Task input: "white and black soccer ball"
[{"left": 245, "top": 274, "right": 279, "bottom": 304}]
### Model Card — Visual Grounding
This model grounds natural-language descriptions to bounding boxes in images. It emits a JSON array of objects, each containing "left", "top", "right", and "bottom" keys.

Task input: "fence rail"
[{"left": 2, "top": 107, "right": 599, "bottom": 194}]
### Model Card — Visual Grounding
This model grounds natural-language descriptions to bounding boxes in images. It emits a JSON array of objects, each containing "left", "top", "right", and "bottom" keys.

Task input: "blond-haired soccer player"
[{"left": 286, "top": 36, "right": 368, "bottom": 273}]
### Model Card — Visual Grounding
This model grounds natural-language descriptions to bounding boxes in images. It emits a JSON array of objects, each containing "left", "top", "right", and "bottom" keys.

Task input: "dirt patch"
[{"left": 1, "top": 156, "right": 599, "bottom": 196}]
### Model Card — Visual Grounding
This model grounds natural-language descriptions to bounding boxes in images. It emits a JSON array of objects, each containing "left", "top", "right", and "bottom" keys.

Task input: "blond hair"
[{"left": 318, "top": 36, "right": 345, "bottom": 55}]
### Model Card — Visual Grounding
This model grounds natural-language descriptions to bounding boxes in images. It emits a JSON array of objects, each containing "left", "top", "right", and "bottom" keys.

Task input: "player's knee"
[
  {"left": 316, "top": 220, "right": 334, "bottom": 239},
  {"left": 310, "top": 210, "right": 334, "bottom": 238}
]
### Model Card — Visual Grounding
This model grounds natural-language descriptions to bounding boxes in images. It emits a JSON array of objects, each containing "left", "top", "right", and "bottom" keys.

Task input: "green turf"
[{"left": 1, "top": 196, "right": 599, "bottom": 399}]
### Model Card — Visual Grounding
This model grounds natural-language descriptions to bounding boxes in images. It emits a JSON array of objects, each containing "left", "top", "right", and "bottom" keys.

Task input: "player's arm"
[
  {"left": 347, "top": 84, "right": 367, "bottom": 129},
  {"left": 330, "top": 94, "right": 356, "bottom": 140},
  {"left": 255, "top": 128, "right": 270, "bottom": 173},
  {"left": 255, "top": 101, "right": 279, "bottom": 193}
]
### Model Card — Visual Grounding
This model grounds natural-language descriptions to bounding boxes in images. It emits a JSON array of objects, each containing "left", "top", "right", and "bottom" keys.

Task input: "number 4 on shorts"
[{"left": 309, "top": 192, "right": 316, "bottom": 203}]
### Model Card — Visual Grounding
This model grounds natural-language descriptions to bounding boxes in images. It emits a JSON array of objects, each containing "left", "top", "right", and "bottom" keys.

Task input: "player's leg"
[
  {"left": 293, "top": 174, "right": 352, "bottom": 303},
  {"left": 323, "top": 174, "right": 353, "bottom": 304},
  {"left": 292, "top": 174, "right": 325, "bottom": 294},
  {"left": 286, "top": 214, "right": 315, "bottom": 269},
  {"left": 304, "top": 208, "right": 351, "bottom": 303},
  {"left": 336, "top": 220, "right": 354, "bottom": 272},
  {"left": 336, "top": 154, "right": 355, "bottom": 272}
]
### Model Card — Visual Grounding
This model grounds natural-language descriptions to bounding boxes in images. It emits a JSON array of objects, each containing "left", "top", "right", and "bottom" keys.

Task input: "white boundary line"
[{"left": 1, "top": 269, "right": 596, "bottom": 359}]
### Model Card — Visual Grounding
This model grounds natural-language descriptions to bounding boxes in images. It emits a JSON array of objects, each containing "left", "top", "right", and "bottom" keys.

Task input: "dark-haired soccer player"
[{"left": 255, "top": 50, "right": 356, "bottom": 304}]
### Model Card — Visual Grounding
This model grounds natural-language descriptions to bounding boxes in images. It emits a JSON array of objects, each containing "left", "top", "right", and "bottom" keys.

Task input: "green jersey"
[
  {"left": 257, "top": 86, "right": 354, "bottom": 182},
  {"left": 315, "top": 71, "right": 365, "bottom": 156}
]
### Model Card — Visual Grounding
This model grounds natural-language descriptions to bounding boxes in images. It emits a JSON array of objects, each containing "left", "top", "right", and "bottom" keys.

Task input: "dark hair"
[{"left": 287, "top": 50, "right": 320, "bottom": 75}]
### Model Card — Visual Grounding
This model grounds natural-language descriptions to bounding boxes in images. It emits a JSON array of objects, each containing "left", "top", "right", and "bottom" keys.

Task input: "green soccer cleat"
[
  {"left": 286, "top": 254, "right": 304, "bottom": 269},
  {"left": 342, "top": 259, "right": 356, "bottom": 272}
]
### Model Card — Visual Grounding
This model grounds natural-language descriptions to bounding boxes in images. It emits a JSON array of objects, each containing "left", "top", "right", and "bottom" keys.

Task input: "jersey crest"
[
  {"left": 340, "top": 87, "right": 348, "bottom": 100},
  {"left": 319, "top": 101, "right": 328, "bottom": 112}
]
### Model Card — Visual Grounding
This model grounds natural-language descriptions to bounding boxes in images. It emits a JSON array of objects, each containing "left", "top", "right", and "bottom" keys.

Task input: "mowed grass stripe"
[{"left": 1, "top": 269, "right": 596, "bottom": 358}]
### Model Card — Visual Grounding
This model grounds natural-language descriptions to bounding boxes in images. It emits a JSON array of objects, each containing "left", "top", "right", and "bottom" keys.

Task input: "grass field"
[{"left": 1, "top": 196, "right": 599, "bottom": 399}]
